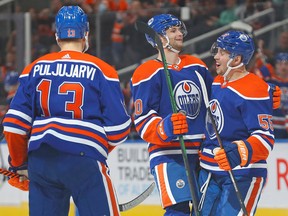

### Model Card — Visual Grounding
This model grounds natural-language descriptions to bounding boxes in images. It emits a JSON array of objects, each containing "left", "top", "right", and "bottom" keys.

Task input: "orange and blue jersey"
[
  {"left": 200, "top": 73, "right": 275, "bottom": 177},
  {"left": 3, "top": 50, "right": 131, "bottom": 166},
  {"left": 256, "top": 63, "right": 288, "bottom": 138},
  {"left": 131, "top": 55, "right": 214, "bottom": 169}
]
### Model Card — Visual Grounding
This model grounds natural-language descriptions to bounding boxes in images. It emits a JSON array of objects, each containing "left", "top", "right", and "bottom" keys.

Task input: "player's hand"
[
  {"left": 7, "top": 169, "right": 29, "bottom": 191},
  {"left": 8, "top": 175, "right": 29, "bottom": 191},
  {"left": 8, "top": 159, "right": 29, "bottom": 191},
  {"left": 214, "top": 140, "right": 252, "bottom": 171},
  {"left": 156, "top": 112, "right": 188, "bottom": 142},
  {"left": 268, "top": 83, "right": 281, "bottom": 109}
]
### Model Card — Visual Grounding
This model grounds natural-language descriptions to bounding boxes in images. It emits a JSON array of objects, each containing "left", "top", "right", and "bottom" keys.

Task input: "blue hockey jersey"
[
  {"left": 131, "top": 55, "right": 214, "bottom": 169},
  {"left": 200, "top": 73, "right": 275, "bottom": 177},
  {"left": 3, "top": 51, "right": 131, "bottom": 166}
]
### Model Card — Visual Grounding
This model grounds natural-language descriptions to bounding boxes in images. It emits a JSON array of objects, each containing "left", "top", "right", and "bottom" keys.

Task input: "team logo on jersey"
[
  {"left": 206, "top": 99, "right": 224, "bottom": 139},
  {"left": 174, "top": 80, "right": 201, "bottom": 119},
  {"left": 176, "top": 179, "right": 185, "bottom": 189}
]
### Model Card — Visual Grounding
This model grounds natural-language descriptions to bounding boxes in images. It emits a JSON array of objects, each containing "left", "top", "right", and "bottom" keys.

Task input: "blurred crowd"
[{"left": 0, "top": 0, "right": 287, "bottom": 139}]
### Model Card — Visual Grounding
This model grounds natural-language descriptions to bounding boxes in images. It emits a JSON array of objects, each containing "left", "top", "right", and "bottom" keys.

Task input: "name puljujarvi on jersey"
[{"left": 32, "top": 63, "right": 96, "bottom": 80}]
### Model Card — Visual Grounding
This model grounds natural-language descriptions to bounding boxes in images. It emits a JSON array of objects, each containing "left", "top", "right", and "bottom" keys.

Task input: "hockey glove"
[
  {"left": 8, "top": 158, "right": 29, "bottom": 191},
  {"left": 268, "top": 83, "right": 281, "bottom": 109},
  {"left": 214, "top": 140, "right": 252, "bottom": 171},
  {"left": 156, "top": 112, "right": 188, "bottom": 142}
]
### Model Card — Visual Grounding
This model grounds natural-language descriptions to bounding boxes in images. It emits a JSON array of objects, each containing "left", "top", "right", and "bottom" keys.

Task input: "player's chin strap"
[
  {"left": 163, "top": 35, "right": 180, "bottom": 53},
  {"left": 222, "top": 58, "right": 244, "bottom": 81}
]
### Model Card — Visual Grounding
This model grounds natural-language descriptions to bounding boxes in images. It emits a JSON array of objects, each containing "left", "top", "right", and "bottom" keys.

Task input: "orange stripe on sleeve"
[
  {"left": 246, "top": 136, "right": 270, "bottom": 163},
  {"left": 3, "top": 117, "right": 31, "bottom": 130},
  {"left": 141, "top": 118, "right": 169, "bottom": 145},
  {"left": 4, "top": 131, "right": 28, "bottom": 167},
  {"left": 106, "top": 128, "right": 130, "bottom": 141}
]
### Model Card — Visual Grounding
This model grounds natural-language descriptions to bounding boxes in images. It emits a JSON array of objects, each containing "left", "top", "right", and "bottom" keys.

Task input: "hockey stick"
[
  {"left": 0, "top": 167, "right": 155, "bottom": 211},
  {"left": 119, "top": 182, "right": 156, "bottom": 211},
  {"left": 135, "top": 20, "right": 200, "bottom": 216},
  {"left": 195, "top": 72, "right": 248, "bottom": 216}
]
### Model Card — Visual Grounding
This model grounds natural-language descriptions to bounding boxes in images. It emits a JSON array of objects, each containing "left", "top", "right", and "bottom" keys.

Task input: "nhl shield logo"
[
  {"left": 173, "top": 80, "right": 201, "bottom": 119},
  {"left": 206, "top": 99, "right": 224, "bottom": 139}
]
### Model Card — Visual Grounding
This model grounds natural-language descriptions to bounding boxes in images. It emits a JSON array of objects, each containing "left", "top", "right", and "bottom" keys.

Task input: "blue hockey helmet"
[
  {"left": 55, "top": 6, "right": 89, "bottom": 39},
  {"left": 145, "top": 14, "right": 187, "bottom": 48},
  {"left": 275, "top": 52, "right": 288, "bottom": 62},
  {"left": 211, "top": 30, "right": 255, "bottom": 65}
]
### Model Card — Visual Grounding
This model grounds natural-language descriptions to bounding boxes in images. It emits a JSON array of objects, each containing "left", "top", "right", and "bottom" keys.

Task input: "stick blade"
[
  {"left": 134, "top": 20, "right": 163, "bottom": 48},
  {"left": 118, "top": 182, "right": 156, "bottom": 212}
]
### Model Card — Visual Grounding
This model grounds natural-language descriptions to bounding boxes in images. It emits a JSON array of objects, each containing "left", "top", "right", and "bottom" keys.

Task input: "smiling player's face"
[
  {"left": 164, "top": 26, "right": 184, "bottom": 51},
  {"left": 213, "top": 48, "right": 231, "bottom": 76}
]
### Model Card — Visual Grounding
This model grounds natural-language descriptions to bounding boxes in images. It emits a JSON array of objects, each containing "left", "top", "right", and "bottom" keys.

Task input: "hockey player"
[
  {"left": 254, "top": 52, "right": 288, "bottom": 138},
  {"left": 198, "top": 30, "right": 275, "bottom": 216},
  {"left": 131, "top": 14, "right": 214, "bottom": 215},
  {"left": 3, "top": 5, "right": 131, "bottom": 216}
]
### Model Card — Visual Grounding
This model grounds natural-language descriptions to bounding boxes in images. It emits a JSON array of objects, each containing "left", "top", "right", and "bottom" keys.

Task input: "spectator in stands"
[
  {"left": 274, "top": 31, "right": 288, "bottom": 54},
  {"left": 108, "top": 0, "right": 129, "bottom": 11},
  {"left": 111, "top": 12, "right": 126, "bottom": 68},
  {"left": 213, "top": 0, "right": 240, "bottom": 27},
  {"left": 37, "top": 8, "right": 55, "bottom": 52},
  {"left": 122, "top": 0, "right": 154, "bottom": 67}
]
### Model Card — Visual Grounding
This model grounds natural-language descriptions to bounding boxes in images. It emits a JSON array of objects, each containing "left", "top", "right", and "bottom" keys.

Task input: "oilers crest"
[
  {"left": 206, "top": 99, "right": 224, "bottom": 139},
  {"left": 173, "top": 80, "right": 201, "bottom": 119}
]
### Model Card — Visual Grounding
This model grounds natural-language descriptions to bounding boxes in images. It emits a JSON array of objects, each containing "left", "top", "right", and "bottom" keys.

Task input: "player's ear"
[{"left": 233, "top": 55, "right": 242, "bottom": 65}]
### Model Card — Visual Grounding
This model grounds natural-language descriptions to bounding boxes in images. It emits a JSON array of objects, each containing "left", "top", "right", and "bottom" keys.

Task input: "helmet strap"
[
  {"left": 163, "top": 35, "right": 180, "bottom": 54},
  {"left": 223, "top": 58, "right": 244, "bottom": 81},
  {"left": 83, "top": 34, "right": 89, "bottom": 53}
]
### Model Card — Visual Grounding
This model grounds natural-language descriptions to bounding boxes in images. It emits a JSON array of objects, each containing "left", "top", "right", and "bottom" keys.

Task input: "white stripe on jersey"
[
  {"left": 134, "top": 109, "right": 158, "bottom": 125},
  {"left": 200, "top": 161, "right": 268, "bottom": 171},
  {"left": 29, "top": 129, "right": 108, "bottom": 158},
  {"left": 133, "top": 68, "right": 161, "bottom": 86},
  {"left": 149, "top": 149, "right": 199, "bottom": 161},
  {"left": 4, "top": 126, "right": 26, "bottom": 135},
  {"left": 33, "top": 117, "right": 106, "bottom": 135},
  {"left": 104, "top": 118, "right": 131, "bottom": 132},
  {"left": 251, "top": 134, "right": 273, "bottom": 152},
  {"left": 155, "top": 163, "right": 177, "bottom": 205},
  {"left": 140, "top": 116, "right": 162, "bottom": 139},
  {"left": 7, "top": 109, "right": 32, "bottom": 123},
  {"left": 227, "top": 86, "right": 270, "bottom": 100}
]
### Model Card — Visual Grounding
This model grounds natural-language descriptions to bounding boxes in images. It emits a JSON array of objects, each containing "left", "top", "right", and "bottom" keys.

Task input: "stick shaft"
[
  {"left": 195, "top": 72, "right": 248, "bottom": 216},
  {"left": 135, "top": 21, "right": 200, "bottom": 216}
]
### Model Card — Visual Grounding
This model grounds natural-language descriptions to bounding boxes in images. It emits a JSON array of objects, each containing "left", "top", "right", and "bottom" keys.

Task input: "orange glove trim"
[
  {"left": 156, "top": 120, "right": 168, "bottom": 141},
  {"left": 234, "top": 141, "right": 249, "bottom": 167}
]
